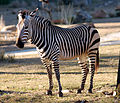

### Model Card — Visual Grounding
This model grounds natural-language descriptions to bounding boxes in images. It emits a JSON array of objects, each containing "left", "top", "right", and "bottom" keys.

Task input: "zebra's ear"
[{"left": 30, "top": 8, "right": 39, "bottom": 17}]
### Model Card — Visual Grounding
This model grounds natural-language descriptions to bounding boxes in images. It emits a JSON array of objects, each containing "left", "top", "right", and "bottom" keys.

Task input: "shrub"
[
  {"left": 0, "top": 49, "right": 15, "bottom": 63},
  {"left": 59, "top": 4, "right": 74, "bottom": 24},
  {"left": 0, "top": 49, "right": 5, "bottom": 61}
]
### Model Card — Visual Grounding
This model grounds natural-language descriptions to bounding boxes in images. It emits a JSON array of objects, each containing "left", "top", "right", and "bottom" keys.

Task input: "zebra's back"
[{"left": 52, "top": 25, "right": 99, "bottom": 60}]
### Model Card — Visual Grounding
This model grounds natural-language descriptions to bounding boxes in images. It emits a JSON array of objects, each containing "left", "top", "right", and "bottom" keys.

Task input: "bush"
[
  {"left": 59, "top": 4, "right": 74, "bottom": 24},
  {"left": 0, "top": 49, "right": 5, "bottom": 61},
  {"left": 0, "top": 49, "right": 15, "bottom": 63}
]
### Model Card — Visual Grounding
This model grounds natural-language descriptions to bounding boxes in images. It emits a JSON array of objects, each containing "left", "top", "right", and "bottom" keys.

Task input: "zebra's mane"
[
  {"left": 34, "top": 15, "right": 51, "bottom": 26},
  {"left": 18, "top": 9, "right": 52, "bottom": 26}
]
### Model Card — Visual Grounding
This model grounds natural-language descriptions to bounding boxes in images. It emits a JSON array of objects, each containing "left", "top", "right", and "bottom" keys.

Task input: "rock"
[
  {"left": 73, "top": 10, "right": 92, "bottom": 23},
  {"left": 115, "top": 5, "right": 120, "bottom": 17},
  {"left": 115, "top": 5, "right": 120, "bottom": 10},
  {"left": 93, "top": 9, "right": 107, "bottom": 18}
]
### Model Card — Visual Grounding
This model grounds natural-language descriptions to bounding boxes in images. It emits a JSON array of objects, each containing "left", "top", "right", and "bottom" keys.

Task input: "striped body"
[
  {"left": 16, "top": 10, "right": 100, "bottom": 97},
  {"left": 31, "top": 16, "right": 99, "bottom": 60}
]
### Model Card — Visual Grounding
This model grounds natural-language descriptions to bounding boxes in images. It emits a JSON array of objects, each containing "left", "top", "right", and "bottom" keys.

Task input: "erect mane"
[{"left": 35, "top": 15, "right": 51, "bottom": 26}]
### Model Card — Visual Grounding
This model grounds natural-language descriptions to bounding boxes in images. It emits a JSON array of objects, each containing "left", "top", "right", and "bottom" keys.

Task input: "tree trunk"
[{"left": 117, "top": 53, "right": 120, "bottom": 88}]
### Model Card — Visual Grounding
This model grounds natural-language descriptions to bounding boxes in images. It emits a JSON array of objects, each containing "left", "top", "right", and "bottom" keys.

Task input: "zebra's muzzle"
[{"left": 16, "top": 38, "right": 24, "bottom": 48}]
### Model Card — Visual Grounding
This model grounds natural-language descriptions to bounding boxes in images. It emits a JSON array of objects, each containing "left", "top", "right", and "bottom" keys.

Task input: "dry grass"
[
  {"left": 0, "top": 45, "right": 119, "bottom": 102},
  {"left": 95, "top": 22, "right": 120, "bottom": 37},
  {"left": 0, "top": 16, "right": 120, "bottom": 102}
]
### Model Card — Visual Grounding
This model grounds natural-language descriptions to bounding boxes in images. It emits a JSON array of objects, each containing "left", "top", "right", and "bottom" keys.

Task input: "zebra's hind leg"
[
  {"left": 77, "top": 57, "right": 89, "bottom": 93},
  {"left": 88, "top": 56, "right": 96, "bottom": 93},
  {"left": 52, "top": 60, "right": 63, "bottom": 97}
]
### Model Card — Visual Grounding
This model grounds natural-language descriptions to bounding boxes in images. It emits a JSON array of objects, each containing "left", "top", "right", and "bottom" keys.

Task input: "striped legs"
[
  {"left": 52, "top": 60, "right": 63, "bottom": 97},
  {"left": 46, "top": 64, "right": 53, "bottom": 95},
  {"left": 77, "top": 58, "right": 89, "bottom": 93},
  {"left": 77, "top": 53, "right": 96, "bottom": 94},
  {"left": 41, "top": 59, "right": 53, "bottom": 95},
  {"left": 88, "top": 49, "right": 98, "bottom": 93},
  {"left": 88, "top": 56, "right": 96, "bottom": 93},
  {"left": 42, "top": 59, "right": 63, "bottom": 97}
]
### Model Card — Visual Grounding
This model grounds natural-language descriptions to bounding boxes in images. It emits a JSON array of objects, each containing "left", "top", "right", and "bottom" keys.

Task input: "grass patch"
[{"left": 0, "top": 45, "right": 119, "bottom": 102}]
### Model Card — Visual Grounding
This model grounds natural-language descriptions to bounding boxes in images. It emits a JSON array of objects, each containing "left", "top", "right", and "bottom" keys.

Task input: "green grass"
[{"left": 0, "top": 45, "right": 120, "bottom": 102}]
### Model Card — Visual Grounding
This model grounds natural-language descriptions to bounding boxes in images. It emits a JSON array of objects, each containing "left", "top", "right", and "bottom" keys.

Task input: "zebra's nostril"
[
  {"left": 25, "top": 26, "right": 28, "bottom": 29},
  {"left": 16, "top": 38, "right": 24, "bottom": 48},
  {"left": 16, "top": 43, "right": 24, "bottom": 48}
]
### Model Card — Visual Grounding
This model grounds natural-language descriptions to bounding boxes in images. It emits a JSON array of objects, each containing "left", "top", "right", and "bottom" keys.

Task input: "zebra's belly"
[
  {"left": 58, "top": 50, "right": 88, "bottom": 60},
  {"left": 58, "top": 54, "right": 79, "bottom": 60}
]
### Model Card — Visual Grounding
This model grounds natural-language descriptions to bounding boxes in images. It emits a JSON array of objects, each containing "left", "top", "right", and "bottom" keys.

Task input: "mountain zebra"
[{"left": 16, "top": 8, "right": 100, "bottom": 97}]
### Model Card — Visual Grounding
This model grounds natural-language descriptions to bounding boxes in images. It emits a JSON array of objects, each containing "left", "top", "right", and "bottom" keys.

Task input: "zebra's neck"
[{"left": 31, "top": 16, "right": 53, "bottom": 50}]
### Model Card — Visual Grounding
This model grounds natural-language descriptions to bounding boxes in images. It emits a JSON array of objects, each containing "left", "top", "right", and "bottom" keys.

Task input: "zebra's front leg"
[
  {"left": 77, "top": 62, "right": 89, "bottom": 93},
  {"left": 52, "top": 61, "right": 63, "bottom": 97},
  {"left": 46, "top": 64, "right": 53, "bottom": 95},
  {"left": 41, "top": 59, "right": 53, "bottom": 95}
]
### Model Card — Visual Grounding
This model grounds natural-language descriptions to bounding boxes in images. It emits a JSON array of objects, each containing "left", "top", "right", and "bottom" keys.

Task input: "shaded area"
[
  {"left": 93, "top": 17, "right": 120, "bottom": 23},
  {"left": 0, "top": 72, "right": 47, "bottom": 75},
  {"left": 0, "top": 54, "right": 118, "bottom": 75},
  {"left": 100, "top": 55, "right": 119, "bottom": 68},
  {"left": 0, "top": 71, "right": 117, "bottom": 75},
  {"left": 0, "top": 57, "right": 42, "bottom": 67},
  {"left": 100, "top": 55, "right": 118, "bottom": 59},
  {"left": 0, "top": 90, "right": 27, "bottom": 95},
  {"left": 0, "top": 41, "right": 15, "bottom": 46}
]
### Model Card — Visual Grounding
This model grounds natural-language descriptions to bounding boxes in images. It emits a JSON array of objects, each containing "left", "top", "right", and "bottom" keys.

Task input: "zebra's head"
[{"left": 16, "top": 8, "right": 38, "bottom": 48}]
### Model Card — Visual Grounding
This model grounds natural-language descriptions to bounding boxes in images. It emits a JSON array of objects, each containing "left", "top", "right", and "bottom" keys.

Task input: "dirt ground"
[{"left": 0, "top": 7, "right": 120, "bottom": 103}]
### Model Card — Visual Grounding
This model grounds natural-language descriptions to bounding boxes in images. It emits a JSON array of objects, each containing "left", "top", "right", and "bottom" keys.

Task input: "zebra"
[{"left": 16, "top": 8, "right": 100, "bottom": 97}]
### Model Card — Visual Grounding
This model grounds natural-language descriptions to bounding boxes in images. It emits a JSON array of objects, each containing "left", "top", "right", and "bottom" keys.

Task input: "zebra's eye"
[{"left": 22, "top": 15, "right": 25, "bottom": 19}]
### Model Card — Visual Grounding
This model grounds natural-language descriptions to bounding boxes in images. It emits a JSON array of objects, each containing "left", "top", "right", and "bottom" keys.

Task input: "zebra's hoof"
[
  {"left": 77, "top": 89, "right": 82, "bottom": 94},
  {"left": 88, "top": 89, "right": 93, "bottom": 93},
  {"left": 0, "top": 90, "right": 2, "bottom": 94},
  {"left": 46, "top": 90, "right": 52, "bottom": 95},
  {"left": 59, "top": 91, "right": 63, "bottom": 97},
  {"left": 0, "top": 90, "right": 3, "bottom": 95}
]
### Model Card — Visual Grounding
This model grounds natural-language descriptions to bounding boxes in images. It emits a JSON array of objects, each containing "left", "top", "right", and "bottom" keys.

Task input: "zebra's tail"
[{"left": 95, "top": 50, "right": 99, "bottom": 73}]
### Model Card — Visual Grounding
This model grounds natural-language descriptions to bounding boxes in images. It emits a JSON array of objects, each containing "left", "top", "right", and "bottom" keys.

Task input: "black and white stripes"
[{"left": 16, "top": 9, "right": 100, "bottom": 97}]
